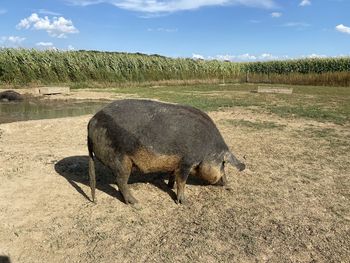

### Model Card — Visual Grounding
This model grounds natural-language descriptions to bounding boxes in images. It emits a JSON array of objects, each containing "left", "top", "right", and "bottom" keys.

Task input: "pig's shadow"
[{"left": 54, "top": 155, "right": 209, "bottom": 203}]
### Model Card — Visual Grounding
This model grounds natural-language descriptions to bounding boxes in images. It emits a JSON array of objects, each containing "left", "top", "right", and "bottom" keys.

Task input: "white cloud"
[
  {"left": 214, "top": 54, "right": 236, "bottom": 61},
  {"left": 17, "top": 13, "right": 79, "bottom": 38},
  {"left": 271, "top": 12, "right": 282, "bottom": 18},
  {"left": 282, "top": 22, "right": 310, "bottom": 28},
  {"left": 35, "top": 42, "right": 76, "bottom": 50},
  {"left": 260, "top": 53, "right": 279, "bottom": 60},
  {"left": 0, "top": 36, "right": 26, "bottom": 44},
  {"left": 147, "top": 27, "right": 178, "bottom": 32},
  {"left": 8, "top": 36, "right": 26, "bottom": 43},
  {"left": 36, "top": 41, "right": 57, "bottom": 50},
  {"left": 36, "top": 42, "right": 54, "bottom": 46},
  {"left": 299, "top": 0, "right": 311, "bottom": 6},
  {"left": 303, "top": 54, "right": 327, "bottom": 59},
  {"left": 195, "top": 53, "right": 350, "bottom": 62},
  {"left": 210, "top": 53, "right": 285, "bottom": 62},
  {"left": 202, "top": 53, "right": 348, "bottom": 62},
  {"left": 236, "top": 53, "right": 257, "bottom": 61},
  {"left": 192, "top": 53, "right": 205, "bottom": 60},
  {"left": 335, "top": 24, "right": 350, "bottom": 35},
  {"left": 66, "top": 0, "right": 277, "bottom": 13},
  {"left": 38, "top": 9, "right": 62, "bottom": 16}
]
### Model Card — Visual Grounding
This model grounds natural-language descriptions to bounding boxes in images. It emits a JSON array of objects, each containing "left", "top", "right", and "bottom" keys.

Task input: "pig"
[
  {"left": 87, "top": 99, "right": 245, "bottom": 204},
  {"left": 0, "top": 90, "right": 23, "bottom": 102}
]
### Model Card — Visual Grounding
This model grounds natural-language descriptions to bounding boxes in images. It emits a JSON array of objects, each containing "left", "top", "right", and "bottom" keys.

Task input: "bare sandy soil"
[{"left": 0, "top": 91, "right": 349, "bottom": 263}]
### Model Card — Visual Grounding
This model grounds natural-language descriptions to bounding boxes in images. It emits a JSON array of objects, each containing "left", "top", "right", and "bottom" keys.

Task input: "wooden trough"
[
  {"left": 39, "top": 86, "right": 70, "bottom": 95},
  {"left": 257, "top": 86, "right": 293, "bottom": 94}
]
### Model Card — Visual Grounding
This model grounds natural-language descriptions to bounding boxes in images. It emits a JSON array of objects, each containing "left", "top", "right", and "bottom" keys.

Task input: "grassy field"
[
  {"left": 90, "top": 83, "right": 350, "bottom": 125},
  {"left": 0, "top": 83, "right": 349, "bottom": 262}
]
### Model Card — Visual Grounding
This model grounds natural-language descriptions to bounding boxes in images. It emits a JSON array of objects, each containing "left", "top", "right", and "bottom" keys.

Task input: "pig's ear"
[{"left": 225, "top": 152, "right": 246, "bottom": 171}]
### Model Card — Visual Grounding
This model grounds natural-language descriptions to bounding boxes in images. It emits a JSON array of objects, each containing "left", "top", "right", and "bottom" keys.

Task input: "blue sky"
[{"left": 0, "top": 0, "right": 349, "bottom": 61}]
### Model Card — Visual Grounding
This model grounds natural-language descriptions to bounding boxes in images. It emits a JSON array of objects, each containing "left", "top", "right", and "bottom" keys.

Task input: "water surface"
[{"left": 0, "top": 98, "right": 109, "bottom": 124}]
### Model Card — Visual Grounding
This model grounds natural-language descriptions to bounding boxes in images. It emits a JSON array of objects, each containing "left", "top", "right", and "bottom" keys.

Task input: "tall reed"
[{"left": 0, "top": 49, "right": 349, "bottom": 87}]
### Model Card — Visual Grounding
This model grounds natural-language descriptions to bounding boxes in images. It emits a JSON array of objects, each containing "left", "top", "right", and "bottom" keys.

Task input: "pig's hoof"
[
  {"left": 124, "top": 194, "right": 139, "bottom": 205},
  {"left": 176, "top": 194, "right": 186, "bottom": 205}
]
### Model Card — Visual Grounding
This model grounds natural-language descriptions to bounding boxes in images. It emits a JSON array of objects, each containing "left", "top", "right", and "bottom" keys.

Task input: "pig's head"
[{"left": 197, "top": 151, "right": 245, "bottom": 185}]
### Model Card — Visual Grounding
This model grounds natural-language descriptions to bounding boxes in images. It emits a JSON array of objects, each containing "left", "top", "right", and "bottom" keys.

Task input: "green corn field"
[{"left": 0, "top": 48, "right": 349, "bottom": 87}]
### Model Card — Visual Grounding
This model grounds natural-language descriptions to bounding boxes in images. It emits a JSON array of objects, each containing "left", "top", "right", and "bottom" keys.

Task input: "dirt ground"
[{"left": 0, "top": 90, "right": 349, "bottom": 263}]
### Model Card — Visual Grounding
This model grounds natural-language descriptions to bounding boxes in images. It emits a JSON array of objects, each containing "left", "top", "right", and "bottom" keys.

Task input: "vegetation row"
[{"left": 0, "top": 49, "right": 349, "bottom": 87}]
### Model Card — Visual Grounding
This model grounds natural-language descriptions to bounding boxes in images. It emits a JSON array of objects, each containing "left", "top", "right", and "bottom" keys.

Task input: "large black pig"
[{"left": 87, "top": 99, "right": 245, "bottom": 204}]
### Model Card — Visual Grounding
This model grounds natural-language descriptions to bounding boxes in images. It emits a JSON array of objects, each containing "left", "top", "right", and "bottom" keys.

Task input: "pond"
[{"left": 0, "top": 98, "right": 110, "bottom": 124}]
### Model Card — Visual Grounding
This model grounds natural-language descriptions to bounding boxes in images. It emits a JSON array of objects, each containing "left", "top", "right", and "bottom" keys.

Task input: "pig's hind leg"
[{"left": 113, "top": 156, "right": 138, "bottom": 204}]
